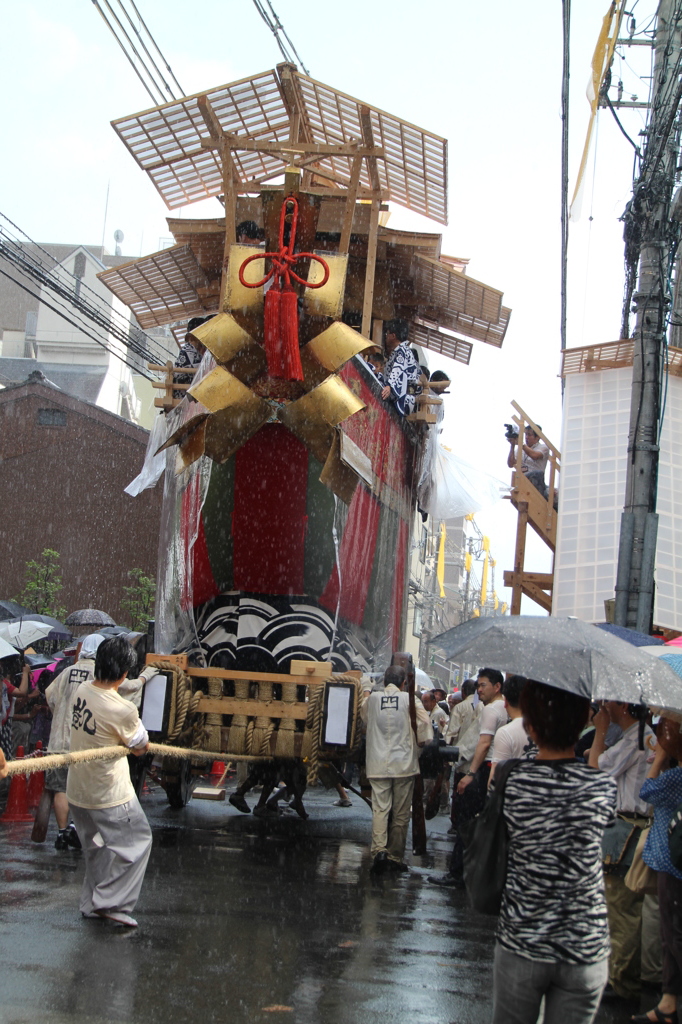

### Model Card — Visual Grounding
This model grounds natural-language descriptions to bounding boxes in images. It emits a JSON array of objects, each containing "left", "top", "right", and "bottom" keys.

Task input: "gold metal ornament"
[{"left": 189, "top": 312, "right": 266, "bottom": 384}]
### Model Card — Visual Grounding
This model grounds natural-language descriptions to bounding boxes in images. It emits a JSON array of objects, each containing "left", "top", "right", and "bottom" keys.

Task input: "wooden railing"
[{"left": 148, "top": 362, "right": 198, "bottom": 412}]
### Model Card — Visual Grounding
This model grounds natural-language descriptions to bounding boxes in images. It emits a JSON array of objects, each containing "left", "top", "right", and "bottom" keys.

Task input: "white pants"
[
  {"left": 369, "top": 775, "right": 415, "bottom": 862},
  {"left": 70, "top": 797, "right": 152, "bottom": 916}
]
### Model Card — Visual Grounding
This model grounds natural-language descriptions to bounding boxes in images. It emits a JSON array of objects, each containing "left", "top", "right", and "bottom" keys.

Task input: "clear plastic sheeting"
[
  {"left": 155, "top": 452, "right": 212, "bottom": 657},
  {"left": 124, "top": 350, "right": 217, "bottom": 498},
  {"left": 421, "top": 444, "right": 507, "bottom": 520},
  {"left": 124, "top": 413, "right": 169, "bottom": 496}
]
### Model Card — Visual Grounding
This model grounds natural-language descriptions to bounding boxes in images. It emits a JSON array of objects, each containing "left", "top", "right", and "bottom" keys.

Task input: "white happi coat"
[{"left": 361, "top": 683, "right": 431, "bottom": 779}]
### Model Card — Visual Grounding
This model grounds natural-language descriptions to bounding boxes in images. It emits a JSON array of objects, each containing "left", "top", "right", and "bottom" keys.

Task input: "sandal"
[{"left": 631, "top": 1009, "right": 677, "bottom": 1024}]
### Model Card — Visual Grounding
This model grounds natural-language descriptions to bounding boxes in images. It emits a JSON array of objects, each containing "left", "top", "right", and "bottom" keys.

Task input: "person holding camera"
[{"left": 506, "top": 423, "right": 549, "bottom": 498}]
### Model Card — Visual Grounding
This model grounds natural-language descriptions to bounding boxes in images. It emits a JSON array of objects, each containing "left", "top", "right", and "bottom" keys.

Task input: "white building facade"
[{"left": 553, "top": 342, "right": 682, "bottom": 630}]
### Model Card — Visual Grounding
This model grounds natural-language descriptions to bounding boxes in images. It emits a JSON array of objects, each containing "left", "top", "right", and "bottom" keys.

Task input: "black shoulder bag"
[{"left": 461, "top": 758, "right": 521, "bottom": 915}]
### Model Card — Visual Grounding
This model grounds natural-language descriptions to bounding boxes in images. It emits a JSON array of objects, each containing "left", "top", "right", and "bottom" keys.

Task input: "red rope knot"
[{"left": 237, "top": 197, "right": 330, "bottom": 381}]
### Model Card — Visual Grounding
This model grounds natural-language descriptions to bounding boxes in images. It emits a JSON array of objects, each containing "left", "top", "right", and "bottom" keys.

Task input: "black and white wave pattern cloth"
[
  {"left": 189, "top": 594, "right": 371, "bottom": 674},
  {"left": 497, "top": 760, "right": 617, "bottom": 965}
]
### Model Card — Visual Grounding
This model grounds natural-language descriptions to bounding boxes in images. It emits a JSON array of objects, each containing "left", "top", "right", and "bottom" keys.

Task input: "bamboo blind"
[
  {"left": 409, "top": 322, "right": 472, "bottom": 365},
  {"left": 412, "top": 255, "right": 503, "bottom": 324},
  {"left": 437, "top": 305, "right": 511, "bottom": 349}
]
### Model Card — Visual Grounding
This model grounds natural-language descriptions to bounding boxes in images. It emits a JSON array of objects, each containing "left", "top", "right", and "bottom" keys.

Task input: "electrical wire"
[
  {"left": 560, "top": 0, "right": 570, "bottom": 365},
  {"left": 0, "top": 210, "right": 167, "bottom": 350},
  {"left": 250, "top": 0, "right": 310, "bottom": 75},
  {"left": 111, "top": 0, "right": 183, "bottom": 100},
  {"left": 91, "top": 0, "right": 161, "bottom": 105},
  {"left": 126, "top": 0, "right": 184, "bottom": 96},
  {"left": 90, "top": 0, "right": 183, "bottom": 105},
  {"left": 0, "top": 214, "right": 147, "bottom": 343},
  {"left": 0, "top": 219, "right": 169, "bottom": 366},
  {"left": 0, "top": 213, "right": 172, "bottom": 373},
  {"left": 605, "top": 90, "right": 643, "bottom": 156},
  {"left": 0, "top": 264, "right": 153, "bottom": 381}
]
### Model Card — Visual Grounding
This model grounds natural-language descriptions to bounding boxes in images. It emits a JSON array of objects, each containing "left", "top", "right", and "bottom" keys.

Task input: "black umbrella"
[
  {"left": 0, "top": 600, "right": 34, "bottom": 621},
  {"left": 23, "top": 652, "right": 53, "bottom": 670},
  {"left": 98, "top": 625, "right": 130, "bottom": 636}
]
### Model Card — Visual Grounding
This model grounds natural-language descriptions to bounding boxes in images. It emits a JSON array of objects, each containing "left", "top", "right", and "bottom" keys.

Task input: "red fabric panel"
[
  {"left": 192, "top": 514, "right": 220, "bottom": 607},
  {"left": 181, "top": 472, "right": 219, "bottom": 611},
  {"left": 320, "top": 485, "right": 381, "bottom": 625},
  {"left": 232, "top": 425, "right": 308, "bottom": 594},
  {"left": 391, "top": 518, "right": 409, "bottom": 649}
]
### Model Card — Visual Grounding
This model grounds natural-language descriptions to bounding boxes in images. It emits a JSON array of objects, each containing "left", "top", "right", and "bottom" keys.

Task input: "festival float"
[{"left": 99, "top": 64, "right": 510, "bottom": 803}]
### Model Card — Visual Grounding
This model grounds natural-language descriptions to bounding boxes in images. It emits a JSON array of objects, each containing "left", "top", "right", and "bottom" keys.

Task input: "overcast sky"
[{"left": 0, "top": 0, "right": 658, "bottom": 612}]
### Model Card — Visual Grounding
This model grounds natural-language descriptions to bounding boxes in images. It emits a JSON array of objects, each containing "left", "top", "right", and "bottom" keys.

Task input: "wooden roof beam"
[
  {"left": 217, "top": 138, "right": 385, "bottom": 158},
  {"left": 360, "top": 104, "right": 382, "bottom": 193},
  {"left": 197, "top": 94, "right": 225, "bottom": 144}
]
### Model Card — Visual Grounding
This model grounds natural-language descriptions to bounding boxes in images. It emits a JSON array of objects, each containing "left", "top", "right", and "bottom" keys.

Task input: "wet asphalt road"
[{"left": 0, "top": 779, "right": 653, "bottom": 1024}]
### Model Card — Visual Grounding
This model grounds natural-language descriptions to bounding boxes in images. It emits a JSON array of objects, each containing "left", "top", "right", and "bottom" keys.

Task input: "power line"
[
  {"left": 0, "top": 218, "right": 172, "bottom": 374},
  {"left": 0, "top": 212, "right": 169, "bottom": 365},
  {"left": 90, "top": 0, "right": 184, "bottom": 105},
  {"left": 125, "top": 0, "right": 184, "bottom": 96},
  {"left": 0, "top": 264, "right": 153, "bottom": 381},
  {"left": 251, "top": 0, "right": 310, "bottom": 75},
  {"left": 560, "top": 0, "right": 570, "bottom": 364},
  {"left": 111, "top": 0, "right": 183, "bottom": 100}
]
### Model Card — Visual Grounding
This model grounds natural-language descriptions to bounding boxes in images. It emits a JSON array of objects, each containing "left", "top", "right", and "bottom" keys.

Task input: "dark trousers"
[
  {"left": 659, "top": 871, "right": 682, "bottom": 994},
  {"left": 448, "top": 763, "right": 490, "bottom": 878}
]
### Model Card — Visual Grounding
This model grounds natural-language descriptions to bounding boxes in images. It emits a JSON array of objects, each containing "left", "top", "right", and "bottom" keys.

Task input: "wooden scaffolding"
[{"left": 503, "top": 402, "right": 561, "bottom": 614}]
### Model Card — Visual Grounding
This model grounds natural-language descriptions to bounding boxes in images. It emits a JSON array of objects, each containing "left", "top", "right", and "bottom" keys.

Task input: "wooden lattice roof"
[
  {"left": 111, "top": 67, "right": 448, "bottom": 223},
  {"left": 98, "top": 244, "right": 213, "bottom": 329}
]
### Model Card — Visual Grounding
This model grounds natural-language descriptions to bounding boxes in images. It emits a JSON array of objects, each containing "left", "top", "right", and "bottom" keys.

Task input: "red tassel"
[
  {"left": 263, "top": 288, "right": 284, "bottom": 378},
  {"left": 279, "top": 290, "right": 303, "bottom": 381}
]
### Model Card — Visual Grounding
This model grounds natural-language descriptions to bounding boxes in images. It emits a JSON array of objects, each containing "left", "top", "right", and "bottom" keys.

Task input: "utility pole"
[{"left": 614, "top": 0, "right": 682, "bottom": 632}]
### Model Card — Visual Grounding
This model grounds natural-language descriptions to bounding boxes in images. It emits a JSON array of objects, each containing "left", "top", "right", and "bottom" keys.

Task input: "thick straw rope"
[
  {"left": 4, "top": 743, "right": 273, "bottom": 777},
  {"left": 5, "top": 675, "right": 364, "bottom": 780}
]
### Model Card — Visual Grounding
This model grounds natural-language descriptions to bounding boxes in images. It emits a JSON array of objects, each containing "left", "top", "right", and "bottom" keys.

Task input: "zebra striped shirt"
[{"left": 497, "top": 760, "right": 617, "bottom": 964}]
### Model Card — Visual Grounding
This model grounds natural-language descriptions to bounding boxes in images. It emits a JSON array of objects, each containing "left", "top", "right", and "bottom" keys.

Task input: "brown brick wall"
[{"left": 0, "top": 382, "right": 162, "bottom": 625}]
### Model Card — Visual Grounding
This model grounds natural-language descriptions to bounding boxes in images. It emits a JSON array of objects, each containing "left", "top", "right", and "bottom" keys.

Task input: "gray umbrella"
[{"left": 431, "top": 615, "right": 682, "bottom": 712}]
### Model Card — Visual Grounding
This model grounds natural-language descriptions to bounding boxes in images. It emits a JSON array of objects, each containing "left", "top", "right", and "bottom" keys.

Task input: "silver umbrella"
[{"left": 431, "top": 615, "right": 682, "bottom": 712}]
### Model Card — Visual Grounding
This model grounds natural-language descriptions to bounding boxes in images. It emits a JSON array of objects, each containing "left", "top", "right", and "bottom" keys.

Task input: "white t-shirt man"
[
  {"left": 478, "top": 698, "right": 509, "bottom": 762},
  {"left": 522, "top": 441, "right": 549, "bottom": 476},
  {"left": 491, "top": 716, "right": 537, "bottom": 763},
  {"left": 67, "top": 682, "right": 149, "bottom": 810},
  {"left": 430, "top": 705, "right": 448, "bottom": 736}
]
